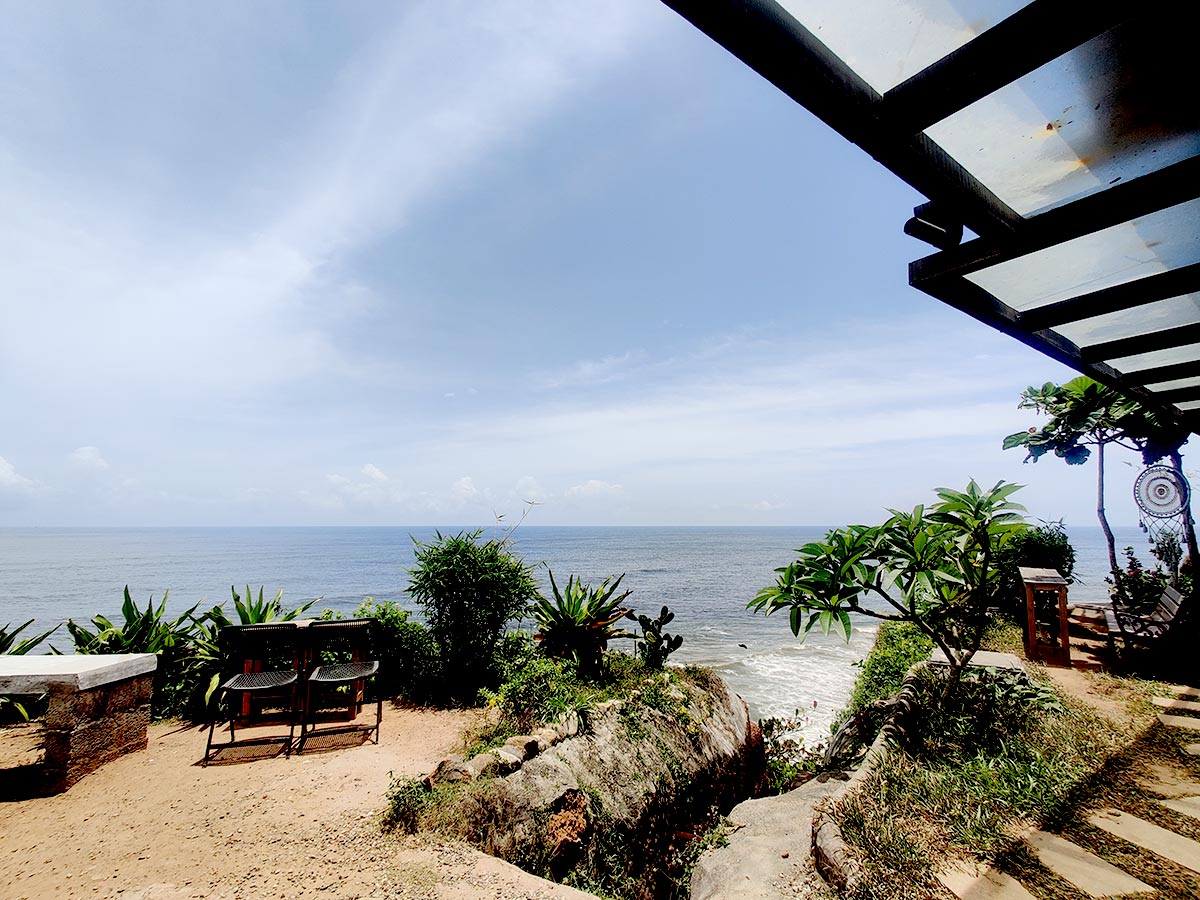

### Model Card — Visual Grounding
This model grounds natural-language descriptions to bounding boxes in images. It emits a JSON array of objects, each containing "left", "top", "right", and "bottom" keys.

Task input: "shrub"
[
  {"left": 1108, "top": 546, "right": 1173, "bottom": 613},
  {"left": 1, "top": 619, "right": 60, "bottom": 723},
  {"left": 406, "top": 530, "right": 540, "bottom": 702},
  {"left": 994, "top": 520, "right": 1077, "bottom": 618},
  {"left": 759, "top": 713, "right": 825, "bottom": 793},
  {"left": 353, "top": 597, "right": 437, "bottom": 703},
  {"left": 66, "top": 586, "right": 202, "bottom": 719},
  {"left": 532, "top": 571, "right": 632, "bottom": 679}
]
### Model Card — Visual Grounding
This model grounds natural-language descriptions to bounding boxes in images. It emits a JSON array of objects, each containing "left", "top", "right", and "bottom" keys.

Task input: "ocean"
[{"left": 0, "top": 524, "right": 1148, "bottom": 743}]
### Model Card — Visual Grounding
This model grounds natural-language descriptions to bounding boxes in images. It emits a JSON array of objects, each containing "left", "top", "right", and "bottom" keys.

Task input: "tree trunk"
[{"left": 1097, "top": 441, "right": 1119, "bottom": 574}]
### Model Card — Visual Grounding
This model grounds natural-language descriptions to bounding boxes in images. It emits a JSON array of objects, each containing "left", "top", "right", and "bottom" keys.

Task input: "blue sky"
[{"left": 0, "top": 1, "right": 1168, "bottom": 527}]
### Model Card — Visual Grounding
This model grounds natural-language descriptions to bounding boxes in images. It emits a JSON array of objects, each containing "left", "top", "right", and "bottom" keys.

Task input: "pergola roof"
[{"left": 663, "top": 0, "right": 1200, "bottom": 431}]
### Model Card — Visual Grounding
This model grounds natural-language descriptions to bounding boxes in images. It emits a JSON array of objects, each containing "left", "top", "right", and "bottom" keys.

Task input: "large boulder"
[{"left": 445, "top": 669, "right": 762, "bottom": 897}]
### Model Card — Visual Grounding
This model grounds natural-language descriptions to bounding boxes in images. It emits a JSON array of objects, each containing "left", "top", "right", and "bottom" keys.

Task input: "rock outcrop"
[{"left": 430, "top": 669, "right": 761, "bottom": 898}]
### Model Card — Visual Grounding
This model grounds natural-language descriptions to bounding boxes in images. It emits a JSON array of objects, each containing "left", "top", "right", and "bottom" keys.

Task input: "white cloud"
[
  {"left": 0, "top": 456, "right": 34, "bottom": 491},
  {"left": 752, "top": 500, "right": 784, "bottom": 511},
  {"left": 362, "top": 463, "right": 389, "bottom": 482},
  {"left": 70, "top": 446, "right": 110, "bottom": 471},
  {"left": 566, "top": 479, "right": 624, "bottom": 499},
  {"left": 540, "top": 351, "right": 645, "bottom": 389},
  {"left": 451, "top": 476, "right": 482, "bottom": 504},
  {"left": 512, "top": 475, "right": 547, "bottom": 503}
]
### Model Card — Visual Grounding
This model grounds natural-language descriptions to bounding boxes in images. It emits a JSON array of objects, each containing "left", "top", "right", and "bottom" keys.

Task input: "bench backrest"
[{"left": 1154, "top": 585, "right": 1184, "bottom": 623}]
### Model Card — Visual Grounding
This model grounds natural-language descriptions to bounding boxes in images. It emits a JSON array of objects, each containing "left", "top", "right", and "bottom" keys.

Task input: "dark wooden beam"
[
  {"left": 1149, "top": 384, "right": 1200, "bottom": 404},
  {"left": 913, "top": 266, "right": 1190, "bottom": 429},
  {"left": 1019, "top": 263, "right": 1200, "bottom": 330},
  {"left": 881, "top": 0, "right": 1132, "bottom": 133},
  {"left": 910, "top": 156, "right": 1200, "bottom": 284},
  {"left": 1080, "top": 322, "right": 1200, "bottom": 364},
  {"left": 659, "top": 0, "right": 1022, "bottom": 238},
  {"left": 1121, "top": 359, "right": 1200, "bottom": 387}
]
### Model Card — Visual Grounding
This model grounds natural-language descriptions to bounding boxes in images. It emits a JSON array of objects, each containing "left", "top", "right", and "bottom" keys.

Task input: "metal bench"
[
  {"left": 1105, "top": 585, "right": 1185, "bottom": 650},
  {"left": 0, "top": 653, "right": 157, "bottom": 793}
]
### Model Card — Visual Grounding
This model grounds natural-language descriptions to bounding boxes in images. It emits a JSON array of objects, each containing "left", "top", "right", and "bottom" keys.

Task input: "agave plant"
[
  {"left": 1, "top": 619, "right": 60, "bottom": 722},
  {"left": 533, "top": 571, "right": 633, "bottom": 679}
]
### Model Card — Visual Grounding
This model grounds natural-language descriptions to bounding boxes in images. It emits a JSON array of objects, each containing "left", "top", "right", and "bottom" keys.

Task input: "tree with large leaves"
[
  {"left": 750, "top": 480, "right": 1026, "bottom": 696},
  {"left": 1002, "top": 376, "right": 1194, "bottom": 575}
]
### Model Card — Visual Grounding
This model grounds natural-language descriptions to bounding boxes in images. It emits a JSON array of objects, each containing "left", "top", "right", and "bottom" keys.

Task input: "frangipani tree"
[
  {"left": 1002, "top": 377, "right": 1193, "bottom": 574},
  {"left": 750, "top": 480, "right": 1025, "bottom": 695}
]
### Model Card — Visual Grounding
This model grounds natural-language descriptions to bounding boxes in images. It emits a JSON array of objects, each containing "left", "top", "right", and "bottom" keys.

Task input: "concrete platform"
[{"left": 928, "top": 650, "right": 1026, "bottom": 671}]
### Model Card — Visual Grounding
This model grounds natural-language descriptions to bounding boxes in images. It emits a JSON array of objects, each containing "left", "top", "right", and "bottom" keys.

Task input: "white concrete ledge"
[{"left": 0, "top": 653, "right": 157, "bottom": 693}]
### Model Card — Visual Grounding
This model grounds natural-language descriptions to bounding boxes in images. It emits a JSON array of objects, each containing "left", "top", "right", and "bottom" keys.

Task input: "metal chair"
[
  {"left": 203, "top": 622, "right": 301, "bottom": 765},
  {"left": 296, "top": 618, "right": 381, "bottom": 753}
]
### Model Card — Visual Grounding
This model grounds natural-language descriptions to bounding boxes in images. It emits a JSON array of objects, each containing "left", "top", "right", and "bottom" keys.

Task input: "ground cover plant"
[{"left": 832, "top": 665, "right": 1120, "bottom": 900}]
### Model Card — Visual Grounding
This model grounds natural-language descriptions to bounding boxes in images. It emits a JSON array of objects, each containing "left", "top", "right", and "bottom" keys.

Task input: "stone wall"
[{"left": 43, "top": 672, "right": 153, "bottom": 793}]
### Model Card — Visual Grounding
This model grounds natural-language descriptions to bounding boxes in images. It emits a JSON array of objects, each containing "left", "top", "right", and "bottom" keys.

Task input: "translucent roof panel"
[
  {"left": 775, "top": 0, "right": 1022, "bottom": 93},
  {"left": 1107, "top": 342, "right": 1200, "bottom": 375},
  {"left": 1145, "top": 376, "right": 1200, "bottom": 393},
  {"left": 927, "top": 21, "right": 1200, "bottom": 217},
  {"left": 1056, "top": 293, "right": 1200, "bottom": 349},
  {"left": 965, "top": 198, "right": 1200, "bottom": 311}
]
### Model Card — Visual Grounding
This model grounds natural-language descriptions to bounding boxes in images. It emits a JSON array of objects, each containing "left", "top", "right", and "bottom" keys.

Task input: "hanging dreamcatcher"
[{"left": 1134, "top": 464, "right": 1192, "bottom": 575}]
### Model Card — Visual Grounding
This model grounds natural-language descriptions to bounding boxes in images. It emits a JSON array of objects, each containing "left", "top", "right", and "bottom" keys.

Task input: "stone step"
[
  {"left": 1158, "top": 714, "right": 1200, "bottom": 732},
  {"left": 1186, "top": 744, "right": 1200, "bottom": 758},
  {"left": 1160, "top": 796, "right": 1200, "bottom": 822},
  {"left": 1089, "top": 808, "right": 1200, "bottom": 873},
  {"left": 1159, "top": 684, "right": 1200, "bottom": 701},
  {"left": 939, "top": 862, "right": 1037, "bottom": 900},
  {"left": 1142, "top": 765, "right": 1200, "bottom": 798},
  {"left": 1153, "top": 696, "right": 1200, "bottom": 715},
  {"left": 1024, "top": 830, "right": 1153, "bottom": 898}
]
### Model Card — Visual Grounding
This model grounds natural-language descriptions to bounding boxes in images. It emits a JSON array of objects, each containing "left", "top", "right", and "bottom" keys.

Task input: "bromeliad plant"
[
  {"left": 626, "top": 605, "right": 683, "bottom": 670},
  {"left": 750, "top": 480, "right": 1026, "bottom": 696},
  {"left": 533, "top": 571, "right": 633, "bottom": 679}
]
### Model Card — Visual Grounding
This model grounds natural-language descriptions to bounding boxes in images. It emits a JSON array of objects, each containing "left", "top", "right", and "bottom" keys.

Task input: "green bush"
[
  {"left": 353, "top": 597, "right": 437, "bottom": 703},
  {"left": 994, "top": 520, "right": 1076, "bottom": 618},
  {"left": 407, "top": 530, "right": 540, "bottom": 702},
  {"left": 66, "top": 586, "right": 203, "bottom": 719},
  {"left": 843, "top": 622, "right": 933, "bottom": 719},
  {"left": 1, "top": 619, "right": 60, "bottom": 723}
]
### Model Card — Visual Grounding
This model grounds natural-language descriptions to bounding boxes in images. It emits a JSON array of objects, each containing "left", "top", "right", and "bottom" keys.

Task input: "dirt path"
[{"left": 0, "top": 710, "right": 595, "bottom": 900}]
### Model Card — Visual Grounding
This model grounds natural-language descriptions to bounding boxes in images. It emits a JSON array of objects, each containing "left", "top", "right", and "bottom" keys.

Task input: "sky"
[{"left": 0, "top": 1, "right": 1177, "bottom": 528}]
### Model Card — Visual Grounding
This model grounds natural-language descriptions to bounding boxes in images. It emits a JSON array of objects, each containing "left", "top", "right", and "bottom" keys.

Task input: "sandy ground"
[{"left": 0, "top": 709, "right": 596, "bottom": 900}]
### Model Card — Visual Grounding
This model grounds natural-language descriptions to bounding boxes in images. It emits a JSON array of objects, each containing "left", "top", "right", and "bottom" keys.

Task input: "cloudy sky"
[{"left": 0, "top": 1, "right": 1168, "bottom": 528}]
